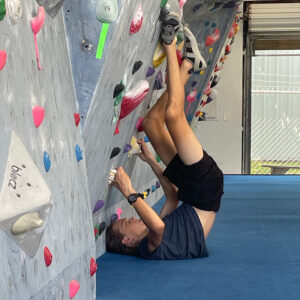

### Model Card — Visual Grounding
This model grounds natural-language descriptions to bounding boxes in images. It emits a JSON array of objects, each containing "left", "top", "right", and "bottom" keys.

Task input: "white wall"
[{"left": 193, "top": 23, "right": 244, "bottom": 174}]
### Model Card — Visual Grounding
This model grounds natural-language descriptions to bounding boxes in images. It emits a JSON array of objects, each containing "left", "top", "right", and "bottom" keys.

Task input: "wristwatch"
[{"left": 127, "top": 193, "right": 144, "bottom": 205}]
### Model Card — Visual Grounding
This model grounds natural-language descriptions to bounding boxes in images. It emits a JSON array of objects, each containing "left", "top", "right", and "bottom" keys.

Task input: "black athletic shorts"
[{"left": 162, "top": 151, "right": 224, "bottom": 212}]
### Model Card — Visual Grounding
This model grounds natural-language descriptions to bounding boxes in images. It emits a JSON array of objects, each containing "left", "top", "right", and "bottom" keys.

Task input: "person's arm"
[
  {"left": 137, "top": 139, "right": 179, "bottom": 218},
  {"left": 112, "top": 167, "right": 165, "bottom": 252}
]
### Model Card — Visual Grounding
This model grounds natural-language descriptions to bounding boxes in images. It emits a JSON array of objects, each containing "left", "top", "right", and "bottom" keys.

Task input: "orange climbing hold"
[
  {"left": 0, "top": 50, "right": 6, "bottom": 71},
  {"left": 129, "top": 4, "right": 143, "bottom": 34}
]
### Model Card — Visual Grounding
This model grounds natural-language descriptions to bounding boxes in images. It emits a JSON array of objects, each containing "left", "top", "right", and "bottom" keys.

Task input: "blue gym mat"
[{"left": 96, "top": 175, "right": 300, "bottom": 300}]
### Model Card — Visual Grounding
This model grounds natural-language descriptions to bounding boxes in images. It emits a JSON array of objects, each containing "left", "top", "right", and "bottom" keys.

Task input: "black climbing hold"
[
  {"left": 132, "top": 61, "right": 143, "bottom": 75},
  {"left": 110, "top": 147, "right": 121, "bottom": 159},
  {"left": 98, "top": 222, "right": 107, "bottom": 236},
  {"left": 113, "top": 83, "right": 125, "bottom": 98},
  {"left": 211, "top": 75, "right": 220, "bottom": 88},
  {"left": 147, "top": 188, "right": 150, "bottom": 196}
]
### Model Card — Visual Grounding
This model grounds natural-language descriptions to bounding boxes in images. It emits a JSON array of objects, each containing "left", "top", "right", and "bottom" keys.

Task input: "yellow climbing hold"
[
  {"left": 128, "top": 136, "right": 141, "bottom": 158},
  {"left": 153, "top": 42, "right": 166, "bottom": 68},
  {"left": 11, "top": 212, "right": 44, "bottom": 235},
  {"left": 209, "top": 47, "right": 213, "bottom": 53},
  {"left": 200, "top": 70, "right": 205, "bottom": 75}
]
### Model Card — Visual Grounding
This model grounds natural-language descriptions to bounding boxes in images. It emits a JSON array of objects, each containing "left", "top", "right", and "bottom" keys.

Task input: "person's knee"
[{"left": 165, "top": 103, "right": 184, "bottom": 123}]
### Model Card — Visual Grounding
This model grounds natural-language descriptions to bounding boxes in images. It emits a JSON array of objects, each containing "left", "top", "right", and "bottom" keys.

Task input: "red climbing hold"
[
  {"left": 228, "top": 22, "right": 238, "bottom": 39},
  {"left": 225, "top": 45, "right": 231, "bottom": 56},
  {"left": 136, "top": 117, "right": 144, "bottom": 132},
  {"left": 176, "top": 50, "right": 183, "bottom": 66},
  {"left": 44, "top": 246, "right": 53, "bottom": 267},
  {"left": 69, "top": 280, "right": 80, "bottom": 299},
  {"left": 32, "top": 106, "right": 45, "bottom": 128},
  {"left": 206, "top": 29, "right": 220, "bottom": 47},
  {"left": 129, "top": 4, "right": 143, "bottom": 34},
  {"left": 74, "top": 113, "right": 80, "bottom": 126},
  {"left": 90, "top": 258, "right": 97, "bottom": 277},
  {"left": 0, "top": 50, "right": 7, "bottom": 71},
  {"left": 94, "top": 227, "right": 98, "bottom": 237}
]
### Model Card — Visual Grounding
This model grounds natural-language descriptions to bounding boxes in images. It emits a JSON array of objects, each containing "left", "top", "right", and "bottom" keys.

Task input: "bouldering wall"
[{"left": 0, "top": 0, "right": 242, "bottom": 299}]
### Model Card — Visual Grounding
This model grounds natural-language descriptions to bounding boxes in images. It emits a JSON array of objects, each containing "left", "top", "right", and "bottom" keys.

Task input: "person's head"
[{"left": 106, "top": 217, "right": 148, "bottom": 256}]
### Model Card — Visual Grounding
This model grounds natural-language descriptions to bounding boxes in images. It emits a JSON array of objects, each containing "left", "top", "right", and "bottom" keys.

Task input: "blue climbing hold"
[
  {"left": 124, "top": 144, "right": 132, "bottom": 153},
  {"left": 211, "top": 22, "right": 216, "bottom": 28},
  {"left": 144, "top": 136, "right": 150, "bottom": 143},
  {"left": 205, "top": 21, "right": 210, "bottom": 26},
  {"left": 43, "top": 151, "right": 51, "bottom": 172},
  {"left": 154, "top": 70, "right": 164, "bottom": 90},
  {"left": 152, "top": 185, "right": 157, "bottom": 192},
  {"left": 93, "top": 200, "right": 105, "bottom": 214},
  {"left": 75, "top": 144, "right": 83, "bottom": 162},
  {"left": 197, "top": 92, "right": 202, "bottom": 100},
  {"left": 146, "top": 66, "right": 155, "bottom": 78},
  {"left": 111, "top": 214, "right": 118, "bottom": 224}
]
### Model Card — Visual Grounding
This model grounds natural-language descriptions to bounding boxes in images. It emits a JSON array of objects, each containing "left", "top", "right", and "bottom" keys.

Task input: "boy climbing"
[{"left": 106, "top": 9, "right": 224, "bottom": 260}]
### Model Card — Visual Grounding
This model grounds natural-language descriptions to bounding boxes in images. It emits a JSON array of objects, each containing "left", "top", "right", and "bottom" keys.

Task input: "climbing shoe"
[
  {"left": 183, "top": 26, "right": 207, "bottom": 73},
  {"left": 161, "top": 9, "right": 181, "bottom": 45}
]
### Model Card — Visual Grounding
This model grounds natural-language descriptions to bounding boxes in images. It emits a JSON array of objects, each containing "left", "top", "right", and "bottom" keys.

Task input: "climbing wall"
[{"left": 0, "top": 0, "right": 241, "bottom": 299}]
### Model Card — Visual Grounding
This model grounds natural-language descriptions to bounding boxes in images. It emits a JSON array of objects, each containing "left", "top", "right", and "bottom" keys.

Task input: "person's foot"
[
  {"left": 161, "top": 9, "right": 181, "bottom": 46},
  {"left": 183, "top": 26, "right": 207, "bottom": 73}
]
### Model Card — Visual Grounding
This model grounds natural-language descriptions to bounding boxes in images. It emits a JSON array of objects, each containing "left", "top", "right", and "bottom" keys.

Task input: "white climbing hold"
[
  {"left": 108, "top": 169, "right": 117, "bottom": 184},
  {"left": 11, "top": 212, "right": 44, "bottom": 235},
  {"left": 6, "top": 0, "right": 23, "bottom": 25}
]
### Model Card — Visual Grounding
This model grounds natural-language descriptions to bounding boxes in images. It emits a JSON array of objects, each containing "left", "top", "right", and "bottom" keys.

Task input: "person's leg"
[
  {"left": 142, "top": 64, "right": 191, "bottom": 166},
  {"left": 164, "top": 39, "right": 204, "bottom": 166}
]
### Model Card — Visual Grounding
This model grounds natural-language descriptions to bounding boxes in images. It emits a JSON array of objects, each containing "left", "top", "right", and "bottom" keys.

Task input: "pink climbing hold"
[
  {"left": 117, "top": 208, "right": 123, "bottom": 220},
  {"left": 31, "top": 6, "right": 45, "bottom": 70},
  {"left": 204, "top": 82, "right": 212, "bottom": 96},
  {"left": 215, "top": 64, "right": 223, "bottom": 72},
  {"left": 179, "top": 0, "right": 187, "bottom": 9},
  {"left": 186, "top": 89, "right": 197, "bottom": 113},
  {"left": 44, "top": 246, "right": 52, "bottom": 267},
  {"left": 90, "top": 258, "right": 97, "bottom": 277},
  {"left": 176, "top": 49, "right": 183, "bottom": 66},
  {"left": 69, "top": 280, "right": 80, "bottom": 299},
  {"left": 206, "top": 29, "right": 220, "bottom": 47},
  {"left": 136, "top": 117, "right": 144, "bottom": 132},
  {"left": 32, "top": 106, "right": 45, "bottom": 128},
  {"left": 0, "top": 50, "right": 7, "bottom": 71},
  {"left": 74, "top": 113, "right": 80, "bottom": 126},
  {"left": 228, "top": 22, "right": 238, "bottom": 39},
  {"left": 114, "top": 80, "right": 149, "bottom": 135},
  {"left": 129, "top": 4, "right": 143, "bottom": 34}
]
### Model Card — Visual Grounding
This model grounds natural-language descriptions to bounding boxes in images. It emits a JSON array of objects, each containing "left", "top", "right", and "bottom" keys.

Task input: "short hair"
[{"left": 106, "top": 223, "right": 139, "bottom": 257}]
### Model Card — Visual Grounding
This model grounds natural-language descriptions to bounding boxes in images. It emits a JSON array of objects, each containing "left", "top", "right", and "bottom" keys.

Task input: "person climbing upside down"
[{"left": 106, "top": 10, "right": 224, "bottom": 260}]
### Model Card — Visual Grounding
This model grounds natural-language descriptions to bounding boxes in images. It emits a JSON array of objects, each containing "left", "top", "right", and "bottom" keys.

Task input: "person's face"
[{"left": 114, "top": 217, "right": 148, "bottom": 247}]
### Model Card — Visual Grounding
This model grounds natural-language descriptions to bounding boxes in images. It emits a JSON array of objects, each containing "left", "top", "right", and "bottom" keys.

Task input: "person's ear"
[{"left": 122, "top": 236, "right": 133, "bottom": 246}]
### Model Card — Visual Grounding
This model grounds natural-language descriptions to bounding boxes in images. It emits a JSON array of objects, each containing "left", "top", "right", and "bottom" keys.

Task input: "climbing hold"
[
  {"left": 153, "top": 42, "right": 166, "bottom": 68},
  {"left": 0, "top": 50, "right": 7, "bottom": 71},
  {"left": 147, "top": 188, "right": 150, "bottom": 196},
  {"left": 74, "top": 113, "right": 80, "bottom": 126},
  {"left": 156, "top": 154, "right": 161, "bottom": 163},
  {"left": 215, "top": 64, "right": 223, "bottom": 72},
  {"left": 43, "top": 151, "right": 51, "bottom": 172},
  {"left": 129, "top": 4, "right": 143, "bottom": 34},
  {"left": 114, "top": 81, "right": 149, "bottom": 135},
  {"left": 128, "top": 136, "right": 141, "bottom": 157},
  {"left": 143, "top": 191, "right": 147, "bottom": 199},
  {"left": 44, "top": 246, "right": 53, "bottom": 267},
  {"left": 11, "top": 213, "right": 44, "bottom": 235},
  {"left": 0, "top": 0, "right": 6, "bottom": 20},
  {"left": 160, "top": 0, "right": 168, "bottom": 8},
  {"left": 110, "top": 147, "right": 121, "bottom": 159},
  {"left": 210, "top": 2, "right": 223, "bottom": 12},
  {"left": 99, "top": 222, "right": 106, "bottom": 236},
  {"left": 211, "top": 22, "right": 216, "bottom": 28},
  {"left": 198, "top": 111, "right": 207, "bottom": 121},
  {"left": 176, "top": 49, "right": 183, "bottom": 66},
  {"left": 93, "top": 200, "right": 104, "bottom": 214},
  {"left": 207, "top": 89, "right": 217, "bottom": 104},
  {"left": 96, "top": 0, "right": 119, "bottom": 23},
  {"left": 151, "top": 185, "right": 156, "bottom": 192},
  {"left": 200, "top": 70, "right": 205, "bottom": 75},
  {"left": 179, "top": 0, "right": 187, "bottom": 9},
  {"left": 186, "top": 89, "right": 197, "bottom": 113},
  {"left": 108, "top": 169, "right": 117, "bottom": 184},
  {"left": 209, "top": 48, "right": 213, "bottom": 53},
  {"left": 132, "top": 61, "right": 143, "bottom": 75},
  {"left": 211, "top": 75, "right": 220, "bottom": 88},
  {"left": 32, "top": 106, "right": 45, "bottom": 128},
  {"left": 123, "top": 144, "right": 132, "bottom": 153},
  {"left": 113, "top": 83, "right": 125, "bottom": 99},
  {"left": 204, "top": 82, "right": 212, "bottom": 96},
  {"left": 75, "top": 144, "right": 83, "bottom": 162},
  {"left": 146, "top": 66, "right": 155, "bottom": 78},
  {"left": 192, "top": 81, "right": 197, "bottom": 87},
  {"left": 90, "top": 258, "right": 97, "bottom": 277},
  {"left": 225, "top": 45, "right": 231, "bottom": 56},
  {"left": 206, "top": 28, "right": 220, "bottom": 47},
  {"left": 111, "top": 214, "right": 118, "bottom": 224},
  {"left": 31, "top": 6, "right": 45, "bottom": 70},
  {"left": 197, "top": 92, "right": 202, "bottom": 100},
  {"left": 204, "top": 21, "right": 209, "bottom": 26},
  {"left": 94, "top": 224, "right": 99, "bottom": 240},
  {"left": 228, "top": 22, "right": 238, "bottom": 39},
  {"left": 156, "top": 181, "right": 161, "bottom": 188},
  {"left": 144, "top": 136, "right": 150, "bottom": 143},
  {"left": 69, "top": 280, "right": 80, "bottom": 299},
  {"left": 230, "top": 36, "right": 235, "bottom": 46},
  {"left": 117, "top": 207, "right": 123, "bottom": 219},
  {"left": 136, "top": 117, "right": 144, "bottom": 132},
  {"left": 176, "top": 25, "right": 184, "bottom": 45},
  {"left": 36, "top": 0, "right": 64, "bottom": 18},
  {"left": 154, "top": 71, "right": 164, "bottom": 90}
]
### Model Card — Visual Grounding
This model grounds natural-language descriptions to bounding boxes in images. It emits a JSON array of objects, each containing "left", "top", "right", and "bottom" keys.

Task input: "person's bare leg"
[
  {"left": 143, "top": 62, "right": 191, "bottom": 166},
  {"left": 164, "top": 39, "right": 204, "bottom": 165}
]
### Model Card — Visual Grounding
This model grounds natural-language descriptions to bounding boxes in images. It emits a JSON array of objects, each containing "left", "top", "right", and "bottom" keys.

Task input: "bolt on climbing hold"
[
  {"left": 69, "top": 280, "right": 80, "bottom": 299},
  {"left": 90, "top": 258, "right": 97, "bottom": 277},
  {"left": 117, "top": 207, "right": 123, "bottom": 219},
  {"left": 32, "top": 106, "right": 45, "bottom": 128},
  {"left": 93, "top": 200, "right": 105, "bottom": 214},
  {"left": 98, "top": 222, "right": 106, "bottom": 236},
  {"left": 0, "top": 50, "right": 7, "bottom": 71},
  {"left": 132, "top": 61, "right": 143, "bottom": 75},
  {"left": 146, "top": 66, "right": 155, "bottom": 78},
  {"left": 186, "top": 89, "right": 197, "bottom": 113},
  {"left": 111, "top": 214, "right": 118, "bottom": 224},
  {"left": 0, "top": 0, "right": 6, "bottom": 20},
  {"left": 160, "top": 0, "right": 168, "bottom": 8},
  {"left": 44, "top": 246, "right": 53, "bottom": 267},
  {"left": 110, "top": 147, "right": 121, "bottom": 159},
  {"left": 43, "top": 151, "right": 51, "bottom": 172},
  {"left": 96, "top": 0, "right": 119, "bottom": 23},
  {"left": 152, "top": 185, "right": 157, "bottom": 192},
  {"left": 192, "top": 81, "right": 197, "bottom": 87},
  {"left": 207, "top": 89, "right": 217, "bottom": 104},
  {"left": 123, "top": 144, "right": 132, "bottom": 153},
  {"left": 129, "top": 4, "right": 143, "bottom": 35},
  {"left": 31, "top": 6, "right": 45, "bottom": 70},
  {"left": 154, "top": 71, "right": 164, "bottom": 90},
  {"left": 136, "top": 117, "right": 144, "bottom": 132},
  {"left": 144, "top": 136, "right": 150, "bottom": 143},
  {"left": 211, "top": 75, "right": 220, "bottom": 88},
  {"left": 108, "top": 169, "right": 117, "bottom": 184},
  {"left": 156, "top": 181, "right": 161, "bottom": 188},
  {"left": 75, "top": 144, "right": 83, "bottom": 162},
  {"left": 206, "top": 29, "right": 220, "bottom": 47},
  {"left": 225, "top": 45, "right": 231, "bottom": 55},
  {"left": 128, "top": 136, "right": 141, "bottom": 158},
  {"left": 74, "top": 113, "right": 80, "bottom": 126},
  {"left": 11, "top": 212, "right": 44, "bottom": 235},
  {"left": 94, "top": 224, "right": 100, "bottom": 240},
  {"left": 153, "top": 42, "right": 166, "bottom": 68}
]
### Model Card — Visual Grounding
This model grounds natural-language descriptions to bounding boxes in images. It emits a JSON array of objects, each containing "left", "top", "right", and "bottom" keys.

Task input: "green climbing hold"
[
  {"left": 0, "top": 0, "right": 6, "bottom": 21},
  {"left": 156, "top": 154, "right": 161, "bottom": 163},
  {"left": 160, "top": 0, "right": 168, "bottom": 8}
]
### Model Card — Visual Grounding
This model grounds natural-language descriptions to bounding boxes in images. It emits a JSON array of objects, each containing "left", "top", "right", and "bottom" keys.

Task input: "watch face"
[{"left": 128, "top": 194, "right": 138, "bottom": 204}]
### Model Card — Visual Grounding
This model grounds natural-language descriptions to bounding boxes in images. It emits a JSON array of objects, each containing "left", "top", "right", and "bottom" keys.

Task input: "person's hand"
[
  {"left": 137, "top": 139, "right": 155, "bottom": 163},
  {"left": 111, "top": 167, "right": 136, "bottom": 198}
]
